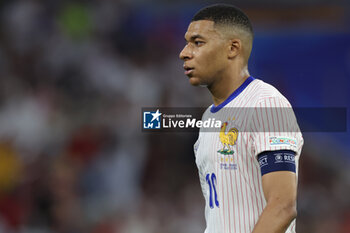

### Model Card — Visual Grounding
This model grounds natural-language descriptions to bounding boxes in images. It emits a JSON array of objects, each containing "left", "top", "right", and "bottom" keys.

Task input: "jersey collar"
[{"left": 210, "top": 76, "right": 255, "bottom": 113}]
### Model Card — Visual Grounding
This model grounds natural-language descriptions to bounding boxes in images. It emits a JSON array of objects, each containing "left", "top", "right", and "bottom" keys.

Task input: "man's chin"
[{"left": 188, "top": 77, "right": 202, "bottom": 86}]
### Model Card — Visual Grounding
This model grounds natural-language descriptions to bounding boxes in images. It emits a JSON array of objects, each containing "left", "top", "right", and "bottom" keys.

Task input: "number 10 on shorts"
[{"left": 206, "top": 173, "right": 219, "bottom": 209}]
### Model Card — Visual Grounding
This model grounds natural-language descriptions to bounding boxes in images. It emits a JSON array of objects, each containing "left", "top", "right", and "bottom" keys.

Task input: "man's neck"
[{"left": 209, "top": 67, "right": 250, "bottom": 106}]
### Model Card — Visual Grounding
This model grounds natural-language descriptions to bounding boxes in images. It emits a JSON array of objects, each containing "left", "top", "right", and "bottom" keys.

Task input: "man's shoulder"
[
  {"left": 221, "top": 78, "right": 288, "bottom": 108},
  {"left": 254, "top": 79, "right": 283, "bottom": 97},
  {"left": 252, "top": 79, "right": 290, "bottom": 105}
]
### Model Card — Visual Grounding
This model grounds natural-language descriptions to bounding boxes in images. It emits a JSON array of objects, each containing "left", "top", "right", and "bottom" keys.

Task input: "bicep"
[{"left": 262, "top": 171, "right": 297, "bottom": 205}]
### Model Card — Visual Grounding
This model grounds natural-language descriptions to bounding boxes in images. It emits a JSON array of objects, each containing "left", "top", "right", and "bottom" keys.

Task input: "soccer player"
[{"left": 179, "top": 4, "right": 303, "bottom": 233}]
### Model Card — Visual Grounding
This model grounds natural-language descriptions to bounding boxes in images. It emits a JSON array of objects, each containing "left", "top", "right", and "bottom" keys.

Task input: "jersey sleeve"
[{"left": 250, "top": 96, "right": 303, "bottom": 157}]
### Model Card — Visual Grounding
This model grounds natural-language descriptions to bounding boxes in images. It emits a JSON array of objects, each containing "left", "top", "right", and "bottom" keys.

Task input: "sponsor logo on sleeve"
[{"left": 269, "top": 137, "right": 297, "bottom": 147}]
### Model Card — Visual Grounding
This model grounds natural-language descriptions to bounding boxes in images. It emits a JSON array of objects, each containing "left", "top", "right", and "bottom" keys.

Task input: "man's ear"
[{"left": 228, "top": 39, "right": 241, "bottom": 59}]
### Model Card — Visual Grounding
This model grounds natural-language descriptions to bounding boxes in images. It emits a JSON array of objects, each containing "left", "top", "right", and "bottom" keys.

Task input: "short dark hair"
[{"left": 191, "top": 4, "right": 253, "bottom": 37}]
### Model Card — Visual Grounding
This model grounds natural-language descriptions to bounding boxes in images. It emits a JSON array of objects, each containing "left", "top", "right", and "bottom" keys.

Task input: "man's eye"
[{"left": 195, "top": 41, "right": 204, "bottom": 46}]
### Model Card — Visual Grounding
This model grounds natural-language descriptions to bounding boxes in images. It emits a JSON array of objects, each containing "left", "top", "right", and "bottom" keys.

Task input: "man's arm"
[{"left": 252, "top": 171, "right": 297, "bottom": 233}]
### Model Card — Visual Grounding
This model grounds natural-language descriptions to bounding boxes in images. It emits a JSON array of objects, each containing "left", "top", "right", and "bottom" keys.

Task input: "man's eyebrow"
[{"left": 184, "top": 34, "right": 206, "bottom": 41}]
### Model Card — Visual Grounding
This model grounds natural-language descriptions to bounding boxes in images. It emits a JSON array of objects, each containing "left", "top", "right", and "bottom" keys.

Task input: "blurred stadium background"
[{"left": 0, "top": 0, "right": 349, "bottom": 232}]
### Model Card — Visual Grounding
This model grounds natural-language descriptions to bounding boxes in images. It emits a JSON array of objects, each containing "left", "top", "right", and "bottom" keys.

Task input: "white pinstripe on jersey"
[{"left": 194, "top": 77, "right": 303, "bottom": 233}]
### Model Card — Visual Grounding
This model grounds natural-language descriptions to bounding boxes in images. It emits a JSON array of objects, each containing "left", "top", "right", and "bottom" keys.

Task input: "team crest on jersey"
[
  {"left": 217, "top": 122, "right": 238, "bottom": 155},
  {"left": 218, "top": 122, "right": 238, "bottom": 170}
]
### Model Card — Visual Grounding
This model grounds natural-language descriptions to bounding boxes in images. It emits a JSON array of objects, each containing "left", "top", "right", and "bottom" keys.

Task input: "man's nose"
[{"left": 179, "top": 45, "right": 192, "bottom": 60}]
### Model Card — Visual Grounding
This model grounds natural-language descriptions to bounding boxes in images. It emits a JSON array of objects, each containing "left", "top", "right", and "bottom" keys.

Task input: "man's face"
[{"left": 179, "top": 20, "right": 228, "bottom": 86}]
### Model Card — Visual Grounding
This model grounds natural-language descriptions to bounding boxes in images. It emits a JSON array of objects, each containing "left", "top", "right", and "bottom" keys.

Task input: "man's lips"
[{"left": 183, "top": 65, "right": 194, "bottom": 75}]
